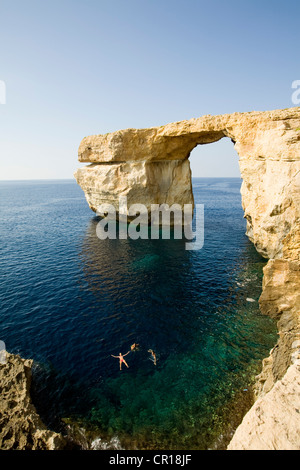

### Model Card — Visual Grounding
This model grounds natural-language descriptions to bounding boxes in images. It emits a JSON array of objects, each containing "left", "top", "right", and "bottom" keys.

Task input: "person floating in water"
[
  {"left": 111, "top": 351, "right": 130, "bottom": 370},
  {"left": 148, "top": 349, "right": 157, "bottom": 366},
  {"left": 130, "top": 343, "right": 140, "bottom": 351}
]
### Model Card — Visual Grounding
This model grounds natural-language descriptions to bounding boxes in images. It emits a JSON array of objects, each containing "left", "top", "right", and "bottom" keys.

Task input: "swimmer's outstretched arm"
[
  {"left": 111, "top": 355, "right": 119, "bottom": 358},
  {"left": 123, "top": 351, "right": 130, "bottom": 356}
]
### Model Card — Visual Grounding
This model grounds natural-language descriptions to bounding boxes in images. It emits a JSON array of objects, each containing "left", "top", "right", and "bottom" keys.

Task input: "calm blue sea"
[{"left": 0, "top": 178, "right": 277, "bottom": 449}]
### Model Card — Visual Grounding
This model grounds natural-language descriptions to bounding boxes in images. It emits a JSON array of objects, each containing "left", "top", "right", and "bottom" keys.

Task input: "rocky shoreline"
[
  {"left": 0, "top": 352, "right": 66, "bottom": 450},
  {"left": 228, "top": 235, "right": 300, "bottom": 449}
]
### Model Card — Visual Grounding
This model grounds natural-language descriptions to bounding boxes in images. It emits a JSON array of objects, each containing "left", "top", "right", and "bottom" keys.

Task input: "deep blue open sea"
[{"left": 0, "top": 178, "right": 277, "bottom": 449}]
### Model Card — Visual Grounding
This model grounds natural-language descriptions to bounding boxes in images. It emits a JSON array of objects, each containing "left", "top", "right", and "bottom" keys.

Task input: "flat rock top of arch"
[{"left": 78, "top": 107, "right": 300, "bottom": 163}]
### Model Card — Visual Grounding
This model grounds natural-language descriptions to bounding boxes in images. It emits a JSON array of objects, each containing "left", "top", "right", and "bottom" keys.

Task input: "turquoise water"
[{"left": 0, "top": 178, "right": 277, "bottom": 449}]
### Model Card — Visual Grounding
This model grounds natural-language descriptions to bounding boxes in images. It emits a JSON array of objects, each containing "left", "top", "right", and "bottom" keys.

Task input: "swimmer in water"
[
  {"left": 148, "top": 349, "right": 157, "bottom": 366},
  {"left": 130, "top": 343, "right": 140, "bottom": 351},
  {"left": 111, "top": 351, "right": 130, "bottom": 370}
]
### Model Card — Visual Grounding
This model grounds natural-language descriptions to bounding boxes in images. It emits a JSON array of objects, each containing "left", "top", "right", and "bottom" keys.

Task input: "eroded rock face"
[
  {"left": 75, "top": 107, "right": 300, "bottom": 258},
  {"left": 227, "top": 361, "right": 300, "bottom": 450},
  {"left": 257, "top": 258, "right": 300, "bottom": 391},
  {"left": 0, "top": 353, "right": 65, "bottom": 450},
  {"left": 227, "top": 220, "right": 300, "bottom": 450},
  {"left": 75, "top": 159, "right": 194, "bottom": 218}
]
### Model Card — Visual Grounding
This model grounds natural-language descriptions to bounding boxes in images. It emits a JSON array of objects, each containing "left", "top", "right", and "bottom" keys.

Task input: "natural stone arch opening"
[{"left": 188, "top": 136, "right": 240, "bottom": 179}]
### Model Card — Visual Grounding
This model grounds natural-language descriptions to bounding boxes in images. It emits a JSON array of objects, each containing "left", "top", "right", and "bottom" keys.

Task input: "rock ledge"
[{"left": 0, "top": 352, "right": 65, "bottom": 450}]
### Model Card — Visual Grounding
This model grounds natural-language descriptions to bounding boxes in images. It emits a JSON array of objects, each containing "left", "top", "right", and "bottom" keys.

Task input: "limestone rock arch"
[{"left": 75, "top": 107, "right": 300, "bottom": 259}]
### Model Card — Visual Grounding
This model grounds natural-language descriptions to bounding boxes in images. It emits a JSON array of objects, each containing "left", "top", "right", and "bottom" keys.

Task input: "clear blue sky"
[{"left": 0, "top": 0, "right": 299, "bottom": 179}]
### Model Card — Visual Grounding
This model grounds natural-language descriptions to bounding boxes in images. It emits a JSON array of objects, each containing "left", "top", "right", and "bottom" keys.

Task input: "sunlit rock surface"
[{"left": 0, "top": 353, "right": 65, "bottom": 450}]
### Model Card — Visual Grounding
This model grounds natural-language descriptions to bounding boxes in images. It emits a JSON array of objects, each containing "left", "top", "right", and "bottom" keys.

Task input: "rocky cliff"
[
  {"left": 75, "top": 107, "right": 300, "bottom": 450},
  {"left": 0, "top": 352, "right": 66, "bottom": 450},
  {"left": 228, "top": 226, "right": 300, "bottom": 449}
]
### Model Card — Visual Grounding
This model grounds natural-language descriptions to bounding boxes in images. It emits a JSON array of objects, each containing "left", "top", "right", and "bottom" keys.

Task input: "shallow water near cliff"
[{"left": 0, "top": 178, "right": 277, "bottom": 449}]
